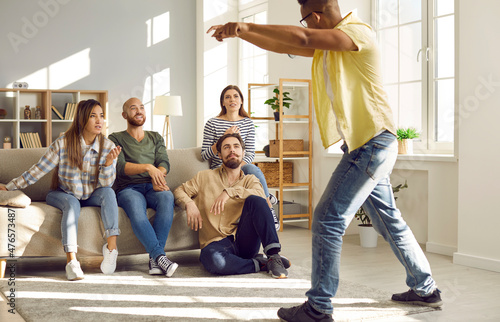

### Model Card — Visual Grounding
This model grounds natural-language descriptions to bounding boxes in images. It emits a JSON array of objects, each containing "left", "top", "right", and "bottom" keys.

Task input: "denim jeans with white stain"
[
  {"left": 306, "top": 131, "right": 436, "bottom": 314},
  {"left": 116, "top": 183, "right": 174, "bottom": 261},
  {"left": 46, "top": 187, "right": 120, "bottom": 253}
]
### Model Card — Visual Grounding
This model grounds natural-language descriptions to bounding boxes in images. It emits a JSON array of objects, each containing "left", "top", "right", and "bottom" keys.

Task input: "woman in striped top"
[
  {"left": 0, "top": 99, "right": 122, "bottom": 280},
  {"left": 201, "top": 85, "right": 279, "bottom": 230}
]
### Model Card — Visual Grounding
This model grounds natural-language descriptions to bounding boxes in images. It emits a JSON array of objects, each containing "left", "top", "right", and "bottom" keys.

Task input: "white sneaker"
[
  {"left": 66, "top": 259, "right": 84, "bottom": 281},
  {"left": 269, "top": 193, "right": 278, "bottom": 205},
  {"left": 270, "top": 206, "right": 280, "bottom": 231},
  {"left": 156, "top": 255, "right": 178, "bottom": 277},
  {"left": 100, "top": 243, "right": 118, "bottom": 274}
]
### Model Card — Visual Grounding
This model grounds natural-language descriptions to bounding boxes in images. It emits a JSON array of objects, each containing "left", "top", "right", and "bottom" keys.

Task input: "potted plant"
[
  {"left": 397, "top": 127, "right": 420, "bottom": 154},
  {"left": 264, "top": 88, "right": 293, "bottom": 121},
  {"left": 355, "top": 181, "right": 408, "bottom": 248}
]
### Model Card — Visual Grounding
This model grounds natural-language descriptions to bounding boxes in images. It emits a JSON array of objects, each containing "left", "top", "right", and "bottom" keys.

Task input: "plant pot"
[
  {"left": 273, "top": 111, "right": 283, "bottom": 121},
  {"left": 359, "top": 224, "right": 378, "bottom": 248},
  {"left": 398, "top": 139, "right": 413, "bottom": 154}
]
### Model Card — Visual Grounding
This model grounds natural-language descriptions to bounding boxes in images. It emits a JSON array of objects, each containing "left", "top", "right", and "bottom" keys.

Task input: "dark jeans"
[{"left": 199, "top": 195, "right": 281, "bottom": 275}]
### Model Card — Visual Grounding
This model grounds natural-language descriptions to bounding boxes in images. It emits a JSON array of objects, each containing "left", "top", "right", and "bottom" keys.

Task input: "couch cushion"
[
  {"left": 0, "top": 148, "right": 54, "bottom": 201},
  {"left": 0, "top": 190, "right": 31, "bottom": 208},
  {"left": 165, "top": 147, "right": 208, "bottom": 191},
  {"left": 0, "top": 202, "right": 200, "bottom": 257}
]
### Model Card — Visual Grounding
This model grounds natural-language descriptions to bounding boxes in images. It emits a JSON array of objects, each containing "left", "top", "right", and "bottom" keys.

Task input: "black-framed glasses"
[{"left": 300, "top": 11, "right": 323, "bottom": 28}]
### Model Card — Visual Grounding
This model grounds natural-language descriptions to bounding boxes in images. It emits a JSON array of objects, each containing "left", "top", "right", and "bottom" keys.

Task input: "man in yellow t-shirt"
[{"left": 208, "top": 0, "right": 441, "bottom": 321}]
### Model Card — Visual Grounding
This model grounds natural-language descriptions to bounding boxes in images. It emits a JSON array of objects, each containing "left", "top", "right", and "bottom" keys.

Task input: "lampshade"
[{"left": 153, "top": 96, "right": 183, "bottom": 116}]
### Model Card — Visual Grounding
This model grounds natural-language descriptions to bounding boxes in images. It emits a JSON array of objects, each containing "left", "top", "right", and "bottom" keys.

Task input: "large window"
[
  {"left": 239, "top": 3, "right": 268, "bottom": 89},
  {"left": 376, "top": 0, "right": 455, "bottom": 153}
]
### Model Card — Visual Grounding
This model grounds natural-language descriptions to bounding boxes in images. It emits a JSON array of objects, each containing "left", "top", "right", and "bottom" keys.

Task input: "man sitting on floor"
[{"left": 174, "top": 133, "right": 290, "bottom": 278}]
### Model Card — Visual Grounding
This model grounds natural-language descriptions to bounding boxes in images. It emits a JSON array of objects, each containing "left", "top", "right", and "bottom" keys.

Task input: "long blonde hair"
[{"left": 51, "top": 99, "right": 104, "bottom": 190}]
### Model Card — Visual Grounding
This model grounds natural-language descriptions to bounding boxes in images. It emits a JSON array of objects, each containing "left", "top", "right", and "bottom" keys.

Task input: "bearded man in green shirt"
[{"left": 109, "top": 97, "right": 178, "bottom": 277}]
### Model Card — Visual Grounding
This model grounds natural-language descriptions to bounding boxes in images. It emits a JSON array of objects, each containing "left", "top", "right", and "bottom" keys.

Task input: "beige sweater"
[{"left": 174, "top": 166, "right": 265, "bottom": 249}]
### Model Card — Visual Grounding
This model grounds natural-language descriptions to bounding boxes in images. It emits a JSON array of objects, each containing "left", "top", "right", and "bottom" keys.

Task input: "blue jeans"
[
  {"left": 306, "top": 131, "right": 436, "bottom": 314},
  {"left": 46, "top": 187, "right": 120, "bottom": 253},
  {"left": 242, "top": 164, "right": 270, "bottom": 198},
  {"left": 200, "top": 195, "right": 281, "bottom": 275},
  {"left": 116, "top": 183, "right": 174, "bottom": 260}
]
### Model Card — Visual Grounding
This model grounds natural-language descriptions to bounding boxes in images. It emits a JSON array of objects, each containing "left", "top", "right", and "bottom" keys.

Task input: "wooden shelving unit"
[
  {"left": 0, "top": 88, "right": 108, "bottom": 149},
  {"left": 248, "top": 79, "right": 313, "bottom": 230}
]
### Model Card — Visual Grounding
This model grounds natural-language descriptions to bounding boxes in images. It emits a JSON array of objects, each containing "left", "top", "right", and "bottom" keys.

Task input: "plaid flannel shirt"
[{"left": 6, "top": 134, "right": 117, "bottom": 200}]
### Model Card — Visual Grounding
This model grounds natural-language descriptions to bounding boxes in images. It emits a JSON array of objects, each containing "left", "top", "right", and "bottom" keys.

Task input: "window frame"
[
  {"left": 372, "top": 0, "right": 456, "bottom": 155},
  {"left": 238, "top": 2, "right": 269, "bottom": 90}
]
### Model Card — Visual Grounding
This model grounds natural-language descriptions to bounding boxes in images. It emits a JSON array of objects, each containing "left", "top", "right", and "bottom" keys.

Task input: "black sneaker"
[
  {"left": 156, "top": 255, "right": 179, "bottom": 277},
  {"left": 278, "top": 302, "right": 333, "bottom": 322},
  {"left": 267, "top": 254, "right": 288, "bottom": 279},
  {"left": 392, "top": 289, "right": 443, "bottom": 307},
  {"left": 149, "top": 257, "right": 163, "bottom": 275},
  {"left": 254, "top": 253, "right": 291, "bottom": 271}
]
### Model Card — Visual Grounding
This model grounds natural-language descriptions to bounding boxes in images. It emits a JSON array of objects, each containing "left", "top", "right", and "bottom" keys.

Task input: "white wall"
[
  {"left": 0, "top": 0, "right": 197, "bottom": 148},
  {"left": 454, "top": 0, "right": 500, "bottom": 272},
  {"left": 197, "top": 0, "right": 239, "bottom": 146}
]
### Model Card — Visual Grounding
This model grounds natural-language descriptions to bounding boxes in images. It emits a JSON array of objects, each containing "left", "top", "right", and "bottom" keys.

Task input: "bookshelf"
[
  {"left": 248, "top": 79, "right": 313, "bottom": 230},
  {"left": 0, "top": 89, "right": 108, "bottom": 149}
]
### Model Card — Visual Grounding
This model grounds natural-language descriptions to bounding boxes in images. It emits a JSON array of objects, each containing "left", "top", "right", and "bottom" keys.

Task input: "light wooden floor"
[{"left": 2, "top": 223, "right": 500, "bottom": 321}]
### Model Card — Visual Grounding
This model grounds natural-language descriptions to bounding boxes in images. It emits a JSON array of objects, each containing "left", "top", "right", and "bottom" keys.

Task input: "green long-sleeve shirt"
[{"left": 108, "top": 130, "right": 170, "bottom": 192}]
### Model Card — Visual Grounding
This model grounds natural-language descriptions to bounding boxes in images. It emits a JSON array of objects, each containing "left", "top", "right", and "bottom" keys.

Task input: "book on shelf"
[
  {"left": 71, "top": 103, "right": 77, "bottom": 119},
  {"left": 20, "top": 132, "right": 43, "bottom": 148},
  {"left": 64, "top": 103, "right": 77, "bottom": 120},
  {"left": 33, "top": 132, "right": 42, "bottom": 148},
  {"left": 28, "top": 133, "right": 36, "bottom": 148},
  {"left": 51, "top": 105, "right": 64, "bottom": 120},
  {"left": 19, "top": 132, "right": 27, "bottom": 148},
  {"left": 63, "top": 103, "right": 69, "bottom": 120}
]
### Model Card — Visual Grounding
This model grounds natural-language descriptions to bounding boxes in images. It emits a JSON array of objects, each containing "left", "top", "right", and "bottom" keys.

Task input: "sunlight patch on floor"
[
  {"left": 71, "top": 306, "right": 279, "bottom": 320},
  {"left": 11, "top": 291, "right": 306, "bottom": 304},
  {"left": 13, "top": 276, "right": 311, "bottom": 289}
]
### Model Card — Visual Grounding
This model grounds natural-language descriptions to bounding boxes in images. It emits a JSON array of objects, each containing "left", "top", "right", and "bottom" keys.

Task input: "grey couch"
[{"left": 0, "top": 146, "right": 208, "bottom": 277}]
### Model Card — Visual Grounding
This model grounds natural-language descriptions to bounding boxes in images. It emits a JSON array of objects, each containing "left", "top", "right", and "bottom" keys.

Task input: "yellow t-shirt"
[{"left": 311, "top": 13, "right": 396, "bottom": 152}]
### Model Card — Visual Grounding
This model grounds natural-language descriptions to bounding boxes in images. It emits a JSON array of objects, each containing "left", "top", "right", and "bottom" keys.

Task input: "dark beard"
[
  {"left": 127, "top": 115, "right": 146, "bottom": 126},
  {"left": 223, "top": 158, "right": 241, "bottom": 169}
]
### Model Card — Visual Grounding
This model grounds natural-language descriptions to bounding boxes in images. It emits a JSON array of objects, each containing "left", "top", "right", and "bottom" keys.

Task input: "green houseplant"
[
  {"left": 355, "top": 181, "right": 408, "bottom": 247},
  {"left": 264, "top": 88, "right": 293, "bottom": 121},
  {"left": 396, "top": 127, "right": 420, "bottom": 154}
]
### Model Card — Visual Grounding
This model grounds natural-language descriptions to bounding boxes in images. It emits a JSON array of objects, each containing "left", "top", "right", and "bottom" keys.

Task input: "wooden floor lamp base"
[{"left": 162, "top": 115, "right": 174, "bottom": 149}]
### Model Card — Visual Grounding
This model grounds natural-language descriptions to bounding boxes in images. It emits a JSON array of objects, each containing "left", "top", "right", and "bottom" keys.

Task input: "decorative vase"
[
  {"left": 35, "top": 106, "right": 42, "bottom": 119},
  {"left": 24, "top": 105, "right": 31, "bottom": 119},
  {"left": 273, "top": 111, "right": 283, "bottom": 121},
  {"left": 359, "top": 224, "right": 378, "bottom": 248},
  {"left": 398, "top": 139, "right": 413, "bottom": 154}
]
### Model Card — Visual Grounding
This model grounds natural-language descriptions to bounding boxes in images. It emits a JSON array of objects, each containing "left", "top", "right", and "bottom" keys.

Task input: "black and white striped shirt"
[{"left": 201, "top": 117, "right": 255, "bottom": 169}]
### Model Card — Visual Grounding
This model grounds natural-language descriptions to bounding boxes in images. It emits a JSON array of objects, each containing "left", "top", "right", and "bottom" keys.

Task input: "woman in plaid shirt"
[{"left": 0, "top": 99, "right": 122, "bottom": 280}]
